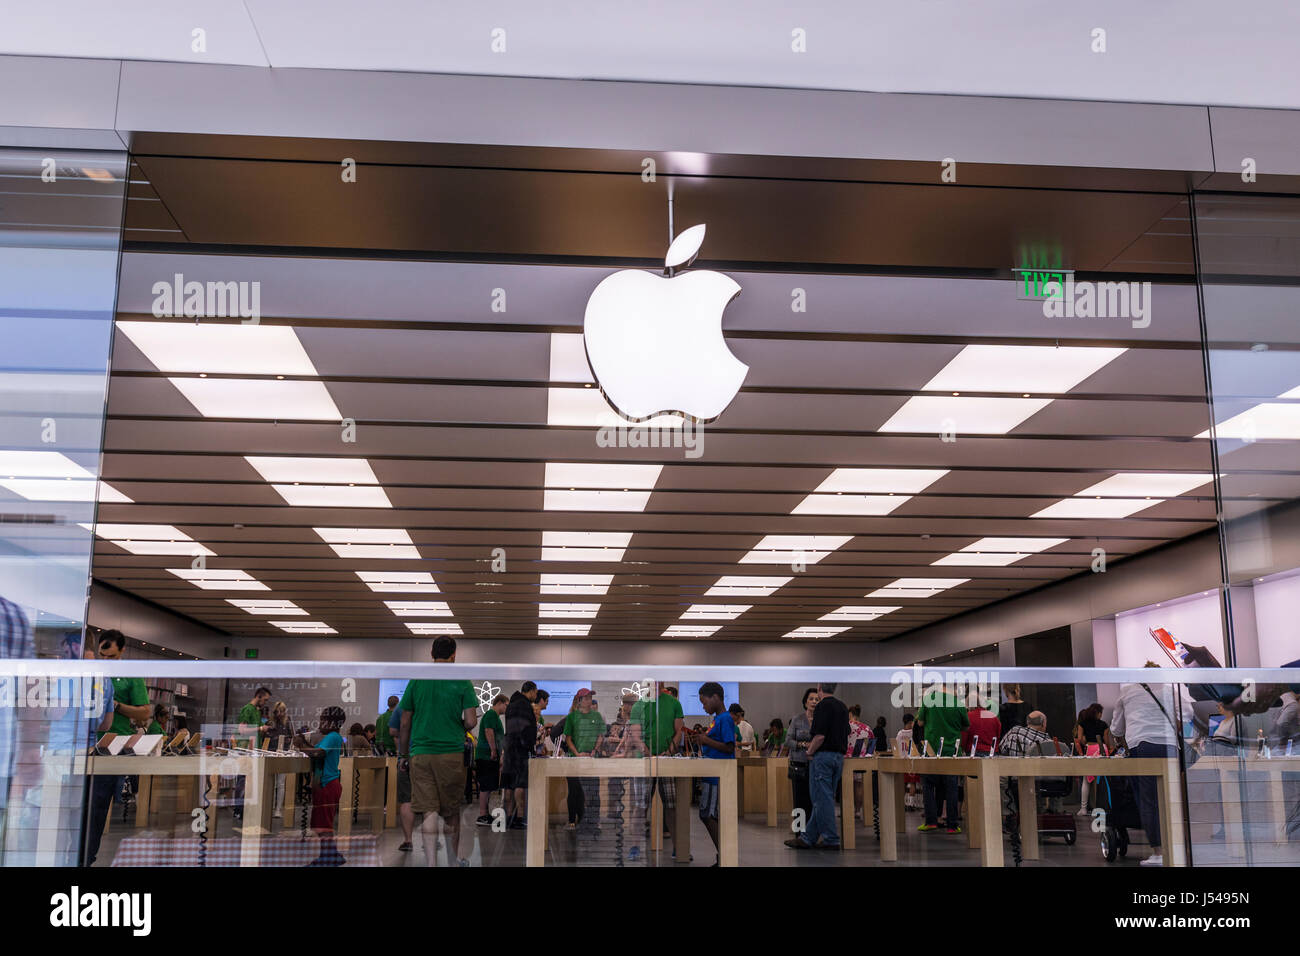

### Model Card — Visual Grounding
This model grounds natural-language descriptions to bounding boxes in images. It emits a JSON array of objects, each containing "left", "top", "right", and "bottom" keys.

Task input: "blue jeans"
[{"left": 805, "top": 751, "right": 843, "bottom": 847}]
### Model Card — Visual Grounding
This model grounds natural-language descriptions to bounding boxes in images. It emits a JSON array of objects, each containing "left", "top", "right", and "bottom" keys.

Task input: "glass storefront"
[
  {"left": 0, "top": 148, "right": 128, "bottom": 864},
  {"left": 1, "top": 139, "right": 1299, "bottom": 869}
]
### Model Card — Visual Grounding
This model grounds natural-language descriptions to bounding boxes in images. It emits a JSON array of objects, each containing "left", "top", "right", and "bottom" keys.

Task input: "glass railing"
[{"left": 3, "top": 661, "right": 1297, "bottom": 868}]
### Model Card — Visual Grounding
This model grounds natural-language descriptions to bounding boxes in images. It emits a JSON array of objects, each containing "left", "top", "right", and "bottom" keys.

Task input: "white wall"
[
  {"left": 1252, "top": 571, "right": 1300, "bottom": 666},
  {"left": 1114, "top": 591, "right": 1225, "bottom": 668}
]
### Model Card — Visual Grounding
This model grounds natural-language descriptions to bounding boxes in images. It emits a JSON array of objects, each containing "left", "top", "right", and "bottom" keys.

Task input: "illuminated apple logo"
[{"left": 583, "top": 224, "right": 746, "bottom": 422}]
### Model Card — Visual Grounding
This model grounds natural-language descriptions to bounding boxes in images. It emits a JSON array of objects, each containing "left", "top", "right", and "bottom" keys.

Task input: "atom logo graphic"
[
  {"left": 475, "top": 680, "right": 501, "bottom": 714},
  {"left": 621, "top": 681, "right": 652, "bottom": 701}
]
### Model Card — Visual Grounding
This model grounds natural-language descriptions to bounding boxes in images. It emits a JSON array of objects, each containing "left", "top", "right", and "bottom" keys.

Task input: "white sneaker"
[{"left": 1140, "top": 853, "right": 1163, "bottom": 867}]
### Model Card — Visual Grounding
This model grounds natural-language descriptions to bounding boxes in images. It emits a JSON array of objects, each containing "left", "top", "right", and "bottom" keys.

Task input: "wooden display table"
[
  {"left": 526, "top": 756, "right": 738, "bottom": 866},
  {"left": 1187, "top": 754, "right": 1300, "bottom": 854},
  {"left": 82, "top": 753, "right": 310, "bottom": 866},
  {"left": 873, "top": 754, "right": 1184, "bottom": 867},
  {"left": 338, "top": 755, "right": 389, "bottom": 837}
]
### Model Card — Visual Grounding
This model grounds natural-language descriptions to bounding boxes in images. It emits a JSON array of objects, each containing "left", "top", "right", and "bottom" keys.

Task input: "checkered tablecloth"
[{"left": 110, "top": 833, "right": 380, "bottom": 867}]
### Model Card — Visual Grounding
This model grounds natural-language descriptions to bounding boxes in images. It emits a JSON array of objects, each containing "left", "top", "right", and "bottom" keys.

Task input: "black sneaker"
[{"left": 476, "top": 815, "right": 492, "bottom": 827}]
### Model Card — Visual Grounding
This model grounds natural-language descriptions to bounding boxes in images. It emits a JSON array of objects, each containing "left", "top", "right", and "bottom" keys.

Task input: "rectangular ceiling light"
[
  {"left": 405, "top": 622, "right": 464, "bottom": 635},
  {"left": 115, "top": 540, "right": 216, "bottom": 556},
  {"left": 546, "top": 387, "right": 682, "bottom": 429},
  {"left": 932, "top": 536, "right": 1069, "bottom": 566},
  {"left": 545, "top": 462, "right": 663, "bottom": 489},
  {"left": 662, "top": 625, "right": 721, "bottom": 637},
  {"left": 540, "top": 573, "right": 614, "bottom": 595},
  {"left": 116, "top": 321, "right": 320, "bottom": 375},
  {"left": 1031, "top": 473, "right": 1212, "bottom": 519},
  {"left": 705, "top": 576, "right": 791, "bottom": 597},
  {"left": 540, "top": 624, "right": 592, "bottom": 637},
  {"left": 739, "top": 534, "right": 852, "bottom": 564},
  {"left": 80, "top": 523, "right": 185, "bottom": 540},
  {"left": 271, "top": 621, "right": 337, "bottom": 634},
  {"left": 923, "top": 345, "right": 1126, "bottom": 394},
  {"left": 169, "top": 378, "right": 341, "bottom": 421},
  {"left": 880, "top": 395, "right": 1052, "bottom": 435},
  {"left": 541, "top": 531, "right": 633, "bottom": 561},
  {"left": 784, "top": 626, "right": 851, "bottom": 639},
  {"left": 680, "top": 604, "right": 751, "bottom": 620},
  {"left": 543, "top": 489, "right": 653, "bottom": 511},
  {"left": 245, "top": 457, "right": 379, "bottom": 484},
  {"left": 166, "top": 568, "right": 270, "bottom": 591},
  {"left": 549, "top": 332, "right": 595, "bottom": 383},
  {"left": 819, "top": 606, "right": 901, "bottom": 621},
  {"left": 539, "top": 603, "right": 601, "bottom": 618},
  {"left": 792, "top": 468, "right": 948, "bottom": 516},
  {"left": 355, "top": 571, "right": 439, "bottom": 593},
  {"left": 270, "top": 484, "right": 393, "bottom": 508},
  {"left": 867, "top": 577, "right": 968, "bottom": 599},
  {"left": 227, "top": 598, "right": 307, "bottom": 615},
  {"left": 316, "top": 527, "right": 417, "bottom": 559},
  {"left": 0, "top": 452, "right": 131, "bottom": 503},
  {"left": 383, "top": 600, "right": 452, "bottom": 617},
  {"left": 1199, "top": 403, "right": 1300, "bottom": 440}
]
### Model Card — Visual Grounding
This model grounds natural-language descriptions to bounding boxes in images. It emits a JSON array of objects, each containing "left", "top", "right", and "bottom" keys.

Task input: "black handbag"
[{"left": 787, "top": 759, "right": 809, "bottom": 781}]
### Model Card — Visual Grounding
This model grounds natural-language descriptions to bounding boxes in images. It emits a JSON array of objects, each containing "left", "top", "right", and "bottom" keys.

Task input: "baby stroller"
[
  {"left": 1036, "top": 776, "right": 1077, "bottom": 846},
  {"left": 1093, "top": 773, "right": 1142, "bottom": 862}
]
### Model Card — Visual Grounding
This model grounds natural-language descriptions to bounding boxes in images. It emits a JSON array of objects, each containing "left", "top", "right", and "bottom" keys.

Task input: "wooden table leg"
[
  {"left": 978, "top": 765, "right": 1003, "bottom": 866},
  {"left": 841, "top": 767, "right": 855, "bottom": 850},
  {"left": 371, "top": 768, "right": 386, "bottom": 834},
  {"left": 526, "top": 766, "right": 546, "bottom": 866},
  {"left": 385, "top": 758, "right": 397, "bottom": 828},
  {"left": 675, "top": 779, "right": 692, "bottom": 862},
  {"left": 337, "top": 758, "right": 355, "bottom": 839},
  {"left": 967, "top": 774, "right": 981, "bottom": 848},
  {"left": 240, "top": 762, "right": 274, "bottom": 867},
  {"left": 720, "top": 766, "right": 738, "bottom": 866},
  {"left": 135, "top": 774, "right": 152, "bottom": 828},
  {"left": 1018, "top": 776, "right": 1039, "bottom": 861},
  {"left": 650, "top": 788, "right": 664, "bottom": 851},
  {"left": 736, "top": 764, "right": 745, "bottom": 816},
  {"left": 766, "top": 760, "right": 779, "bottom": 828},
  {"left": 895, "top": 774, "right": 905, "bottom": 831},
  {"left": 879, "top": 770, "right": 899, "bottom": 861},
  {"left": 1159, "top": 764, "right": 1187, "bottom": 867}
]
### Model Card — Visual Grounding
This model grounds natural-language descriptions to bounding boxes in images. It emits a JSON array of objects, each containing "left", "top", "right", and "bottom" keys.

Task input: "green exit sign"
[{"left": 245, "top": 649, "right": 259, "bottom": 659}]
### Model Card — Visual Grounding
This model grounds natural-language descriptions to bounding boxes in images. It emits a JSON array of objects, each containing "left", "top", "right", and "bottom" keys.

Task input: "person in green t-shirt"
[
  {"left": 236, "top": 687, "right": 271, "bottom": 748},
  {"left": 375, "top": 695, "right": 399, "bottom": 755},
  {"left": 85, "top": 629, "right": 152, "bottom": 866},
  {"left": 562, "top": 688, "right": 607, "bottom": 832},
  {"left": 475, "top": 694, "right": 508, "bottom": 825},
  {"left": 915, "top": 688, "right": 970, "bottom": 832},
  {"left": 629, "top": 682, "right": 687, "bottom": 858},
  {"left": 145, "top": 703, "right": 168, "bottom": 736},
  {"left": 397, "top": 636, "right": 478, "bottom": 865}
]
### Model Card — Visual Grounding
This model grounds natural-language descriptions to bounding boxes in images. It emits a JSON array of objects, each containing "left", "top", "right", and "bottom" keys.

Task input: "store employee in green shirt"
[
  {"left": 236, "top": 687, "right": 271, "bottom": 748},
  {"left": 84, "top": 630, "right": 151, "bottom": 866},
  {"left": 398, "top": 636, "right": 478, "bottom": 866},
  {"left": 563, "top": 688, "right": 606, "bottom": 832},
  {"left": 376, "top": 695, "right": 399, "bottom": 755},
  {"left": 630, "top": 682, "right": 687, "bottom": 860},
  {"left": 915, "top": 686, "right": 970, "bottom": 833}
]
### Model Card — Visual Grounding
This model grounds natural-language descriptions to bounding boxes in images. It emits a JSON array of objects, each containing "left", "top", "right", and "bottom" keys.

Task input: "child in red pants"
[{"left": 295, "top": 705, "right": 347, "bottom": 866}]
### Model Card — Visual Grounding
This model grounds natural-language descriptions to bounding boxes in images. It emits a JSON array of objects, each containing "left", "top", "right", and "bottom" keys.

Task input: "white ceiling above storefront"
[{"left": 4, "top": 1, "right": 1300, "bottom": 110}]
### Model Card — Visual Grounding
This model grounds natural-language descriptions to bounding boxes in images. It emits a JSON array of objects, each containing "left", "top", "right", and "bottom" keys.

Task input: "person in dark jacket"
[{"left": 502, "top": 681, "right": 539, "bottom": 830}]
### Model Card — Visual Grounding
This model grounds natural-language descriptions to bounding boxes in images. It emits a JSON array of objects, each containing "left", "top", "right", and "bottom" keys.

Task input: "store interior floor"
[{"left": 92, "top": 800, "right": 1142, "bottom": 868}]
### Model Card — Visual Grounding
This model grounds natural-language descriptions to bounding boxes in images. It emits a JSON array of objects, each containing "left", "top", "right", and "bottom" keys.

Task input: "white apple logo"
[{"left": 583, "top": 224, "right": 746, "bottom": 422}]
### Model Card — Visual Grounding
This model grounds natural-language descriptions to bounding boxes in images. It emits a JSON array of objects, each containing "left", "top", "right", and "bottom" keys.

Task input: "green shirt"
[
  {"left": 146, "top": 720, "right": 163, "bottom": 735},
  {"left": 107, "top": 677, "right": 148, "bottom": 738},
  {"left": 633, "top": 694, "right": 683, "bottom": 755},
  {"left": 563, "top": 709, "right": 606, "bottom": 754},
  {"left": 399, "top": 679, "right": 477, "bottom": 755},
  {"left": 376, "top": 709, "right": 394, "bottom": 752},
  {"left": 916, "top": 694, "right": 970, "bottom": 756},
  {"left": 476, "top": 708, "right": 504, "bottom": 759},
  {"left": 236, "top": 702, "right": 263, "bottom": 747}
]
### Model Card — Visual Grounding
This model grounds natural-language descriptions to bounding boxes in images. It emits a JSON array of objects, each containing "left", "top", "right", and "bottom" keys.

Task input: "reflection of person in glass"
[{"left": 84, "top": 630, "right": 150, "bottom": 866}]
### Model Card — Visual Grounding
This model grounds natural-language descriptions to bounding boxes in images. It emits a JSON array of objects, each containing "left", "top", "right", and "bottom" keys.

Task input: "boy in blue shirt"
[
  {"left": 294, "top": 705, "right": 346, "bottom": 866},
  {"left": 692, "top": 682, "right": 735, "bottom": 867}
]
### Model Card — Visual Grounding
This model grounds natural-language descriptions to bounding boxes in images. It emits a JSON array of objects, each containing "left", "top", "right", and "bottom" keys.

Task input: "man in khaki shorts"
[{"left": 397, "top": 636, "right": 478, "bottom": 866}]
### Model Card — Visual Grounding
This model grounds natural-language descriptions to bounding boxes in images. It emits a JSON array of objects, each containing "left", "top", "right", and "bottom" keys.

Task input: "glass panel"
[{"left": 0, "top": 147, "right": 128, "bottom": 865}]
